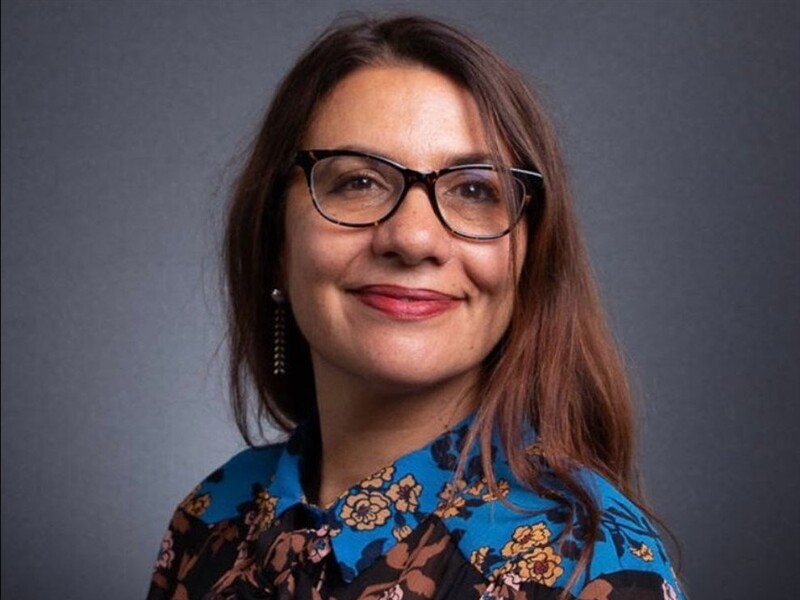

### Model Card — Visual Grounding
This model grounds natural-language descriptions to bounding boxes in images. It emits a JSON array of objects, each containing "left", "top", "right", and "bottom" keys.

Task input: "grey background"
[{"left": 2, "top": 1, "right": 798, "bottom": 598}]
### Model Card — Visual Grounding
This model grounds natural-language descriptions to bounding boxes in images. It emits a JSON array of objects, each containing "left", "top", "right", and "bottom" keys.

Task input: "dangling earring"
[{"left": 271, "top": 288, "right": 286, "bottom": 375}]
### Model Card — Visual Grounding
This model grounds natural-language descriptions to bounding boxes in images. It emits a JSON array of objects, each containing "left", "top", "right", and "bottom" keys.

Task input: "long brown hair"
[{"left": 224, "top": 14, "right": 651, "bottom": 595}]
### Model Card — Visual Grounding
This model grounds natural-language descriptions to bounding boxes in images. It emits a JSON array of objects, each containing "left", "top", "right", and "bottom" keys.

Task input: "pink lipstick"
[{"left": 351, "top": 285, "right": 461, "bottom": 320}]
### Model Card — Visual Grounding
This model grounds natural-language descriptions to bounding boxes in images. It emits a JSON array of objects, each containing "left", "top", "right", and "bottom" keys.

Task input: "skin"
[{"left": 283, "top": 65, "right": 526, "bottom": 507}]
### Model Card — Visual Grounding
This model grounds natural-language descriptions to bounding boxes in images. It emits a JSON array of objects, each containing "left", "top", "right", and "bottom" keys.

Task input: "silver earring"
[{"left": 271, "top": 288, "right": 286, "bottom": 375}]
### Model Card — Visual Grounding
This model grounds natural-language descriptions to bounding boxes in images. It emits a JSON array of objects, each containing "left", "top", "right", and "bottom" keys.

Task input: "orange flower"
[
  {"left": 434, "top": 479, "right": 469, "bottom": 517},
  {"left": 470, "top": 546, "right": 490, "bottom": 570},
  {"left": 630, "top": 542, "right": 655, "bottom": 562},
  {"left": 489, "top": 559, "right": 514, "bottom": 582},
  {"left": 179, "top": 486, "right": 211, "bottom": 518},
  {"left": 439, "top": 479, "right": 467, "bottom": 501},
  {"left": 257, "top": 490, "right": 279, "bottom": 522},
  {"left": 340, "top": 491, "right": 391, "bottom": 530},
  {"left": 392, "top": 524, "right": 412, "bottom": 541},
  {"left": 500, "top": 522, "right": 551, "bottom": 556},
  {"left": 386, "top": 474, "right": 423, "bottom": 512},
  {"left": 466, "top": 480, "right": 486, "bottom": 496},
  {"left": 482, "top": 479, "right": 510, "bottom": 502},
  {"left": 516, "top": 546, "right": 564, "bottom": 587},
  {"left": 361, "top": 466, "right": 395, "bottom": 489},
  {"left": 244, "top": 490, "right": 279, "bottom": 537},
  {"left": 434, "top": 497, "right": 465, "bottom": 518}
]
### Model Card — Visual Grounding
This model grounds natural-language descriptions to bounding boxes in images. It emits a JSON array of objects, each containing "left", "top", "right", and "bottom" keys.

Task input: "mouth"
[{"left": 349, "top": 285, "right": 462, "bottom": 320}]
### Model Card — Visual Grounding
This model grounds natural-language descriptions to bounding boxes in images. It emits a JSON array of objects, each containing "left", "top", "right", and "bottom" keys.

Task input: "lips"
[{"left": 350, "top": 285, "right": 462, "bottom": 320}]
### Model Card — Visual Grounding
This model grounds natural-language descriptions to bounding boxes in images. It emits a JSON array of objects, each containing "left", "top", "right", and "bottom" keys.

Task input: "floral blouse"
[{"left": 148, "top": 420, "right": 684, "bottom": 599}]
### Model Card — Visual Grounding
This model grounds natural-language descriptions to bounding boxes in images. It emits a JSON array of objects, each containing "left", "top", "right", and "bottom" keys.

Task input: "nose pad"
[
  {"left": 395, "top": 182, "right": 438, "bottom": 220},
  {"left": 371, "top": 183, "right": 453, "bottom": 265}
]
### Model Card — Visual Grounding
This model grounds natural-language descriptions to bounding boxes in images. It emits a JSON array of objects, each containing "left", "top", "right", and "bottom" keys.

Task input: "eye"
[
  {"left": 456, "top": 181, "right": 497, "bottom": 201},
  {"left": 338, "top": 174, "right": 378, "bottom": 191},
  {"left": 443, "top": 173, "right": 502, "bottom": 204},
  {"left": 327, "top": 170, "right": 391, "bottom": 196}
]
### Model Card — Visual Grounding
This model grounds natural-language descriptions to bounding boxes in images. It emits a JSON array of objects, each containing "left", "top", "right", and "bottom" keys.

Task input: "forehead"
[{"left": 303, "top": 65, "right": 490, "bottom": 169}]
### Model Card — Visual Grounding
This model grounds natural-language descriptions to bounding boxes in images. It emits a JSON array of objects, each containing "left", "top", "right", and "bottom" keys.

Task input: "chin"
[{"left": 352, "top": 356, "right": 480, "bottom": 397}]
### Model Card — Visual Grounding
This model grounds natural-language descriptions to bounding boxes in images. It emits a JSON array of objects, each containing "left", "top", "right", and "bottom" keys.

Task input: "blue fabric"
[{"left": 188, "top": 418, "right": 684, "bottom": 597}]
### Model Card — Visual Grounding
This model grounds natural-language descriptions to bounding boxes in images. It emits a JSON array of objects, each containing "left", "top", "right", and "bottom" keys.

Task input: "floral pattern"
[
  {"left": 467, "top": 478, "right": 511, "bottom": 502},
  {"left": 470, "top": 546, "right": 490, "bottom": 570},
  {"left": 515, "top": 545, "right": 564, "bottom": 586},
  {"left": 340, "top": 490, "right": 392, "bottom": 530},
  {"left": 433, "top": 479, "right": 468, "bottom": 518},
  {"left": 155, "top": 529, "right": 175, "bottom": 570},
  {"left": 362, "top": 466, "right": 395, "bottom": 489},
  {"left": 392, "top": 524, "right": 412, "bottom": 541},
  {"left": 178, "top": 485, "right": 210, "bottom": 518},
  {"left": 148, "top": 419, "right": 685, "bottom": 599},
  {"left": 500, "top": 522, "right": 552, "bottom": 556},
  {"left": 385, "top": 474, "right": 422, "bottom": 512},
  {"left": 631, "top": 542, "right": 655, "bottom": 562},
  {"left": 247, "top": 488, "right": 279, "bottom": 535}
]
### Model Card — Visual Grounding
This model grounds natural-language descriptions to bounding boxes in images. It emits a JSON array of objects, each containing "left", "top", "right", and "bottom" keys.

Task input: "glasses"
[{"left": 294, "top": 149, "right": 543, "bottom": 240}]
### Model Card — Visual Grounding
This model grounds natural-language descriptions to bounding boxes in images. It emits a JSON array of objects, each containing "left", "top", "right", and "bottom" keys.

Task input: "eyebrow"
[
  {"left": 443, "top": 151, "right": 499, "bottom": 165},
  {"left": 330, "top": 145, "right": 501, "bottom": 169}
]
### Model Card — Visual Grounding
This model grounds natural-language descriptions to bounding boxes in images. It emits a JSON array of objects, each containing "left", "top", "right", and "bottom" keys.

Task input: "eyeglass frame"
[{"left": 294, "top": 149, "right": 543, "bottom": 240}]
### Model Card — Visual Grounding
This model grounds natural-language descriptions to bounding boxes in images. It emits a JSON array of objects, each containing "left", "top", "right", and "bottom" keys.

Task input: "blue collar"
[{"left": 265, "top": 416, "right": 487, "bottom": 582}]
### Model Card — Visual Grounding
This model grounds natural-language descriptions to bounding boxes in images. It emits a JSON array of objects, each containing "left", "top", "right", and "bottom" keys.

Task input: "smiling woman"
[{"left": 147, "top": 14, "right": 685, "bottom": 600}]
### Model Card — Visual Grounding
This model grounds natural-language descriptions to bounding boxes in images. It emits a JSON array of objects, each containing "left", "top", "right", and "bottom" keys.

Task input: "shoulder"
[
  {"left": 149, "top": 444, "right": 287, "bottom": 597},
  {"left": 450, "top": 467, "right": 683, "bottom": 599},
  {"left": 176, "top": 443, "right": 286, "bottom": 525},
  {"left": 575, "top": 471, "right": 683, "bottom": 597},
  {"left": 582, "top": 473, "right": 675, "bottom": 573}
]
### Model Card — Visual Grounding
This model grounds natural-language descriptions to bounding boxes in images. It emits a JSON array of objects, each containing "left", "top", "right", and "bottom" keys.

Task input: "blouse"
[{"left": 147, "top": 418, "right": 685, "bottom": 599}]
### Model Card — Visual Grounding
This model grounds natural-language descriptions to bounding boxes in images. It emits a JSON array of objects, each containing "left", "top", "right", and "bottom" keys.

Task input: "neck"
[{"left": 310, "top": 363, "right": 478, "bottom": 508}]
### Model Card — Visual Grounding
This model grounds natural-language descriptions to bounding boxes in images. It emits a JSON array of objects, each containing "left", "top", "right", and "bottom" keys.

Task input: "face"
[{"left": 283, "top": 65, "right": 526, "bottom": 397}]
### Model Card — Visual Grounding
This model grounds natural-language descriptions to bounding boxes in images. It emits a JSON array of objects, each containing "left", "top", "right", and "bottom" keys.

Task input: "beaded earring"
[{"left": 271, "top": 288, "right": 287, "bottom": 375}]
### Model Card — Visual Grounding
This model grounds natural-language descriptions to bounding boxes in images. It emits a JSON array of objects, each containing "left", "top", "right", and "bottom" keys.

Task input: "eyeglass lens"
[{"left": 310, "top": 154, "right": 525, "bottom": 238}]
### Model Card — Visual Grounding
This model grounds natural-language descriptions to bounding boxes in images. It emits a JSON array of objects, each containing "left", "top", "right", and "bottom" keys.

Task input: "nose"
[{"left": 370, "top": 183, "right": 453, "bottom": 266}]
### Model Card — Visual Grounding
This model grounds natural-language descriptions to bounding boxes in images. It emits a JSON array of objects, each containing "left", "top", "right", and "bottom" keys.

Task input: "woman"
[{"left": 148, "top": 15, "right": 685, "bottom": 600}]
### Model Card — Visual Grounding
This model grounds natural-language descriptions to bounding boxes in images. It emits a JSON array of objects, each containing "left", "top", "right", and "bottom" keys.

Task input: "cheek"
[
  {"left": 464, "top": 238, "right": 523, "bottom": 304},
  {"left": 284, "top": 218, "right": 324, "bottom": 301},
  {"left": 282, "top": 198, "right": 363, "bottom": 301},
  {"left": 282, "top": 203, "right": 344, "bottom": 346},
  {"left": 283, "top": 193, "right": 320, "bottom": 299},
  {"left": 501, "top": 226, "right": 528, "bottom": 306}
]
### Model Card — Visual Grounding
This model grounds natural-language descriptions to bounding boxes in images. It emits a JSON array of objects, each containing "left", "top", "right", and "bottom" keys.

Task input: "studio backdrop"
[{"left": 2, "top": 1, "right": 799, "bottom": 598}]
